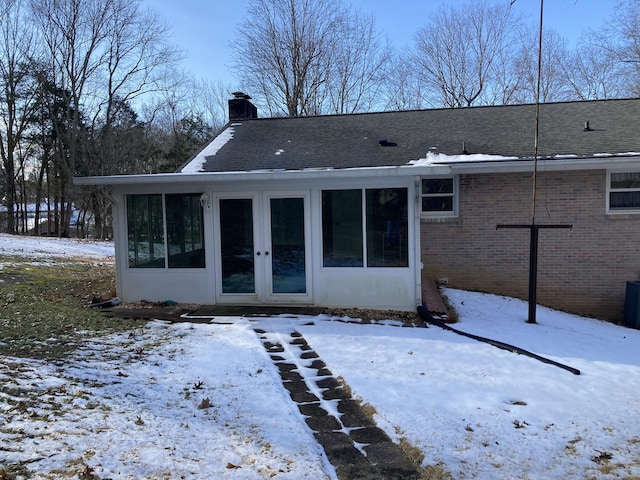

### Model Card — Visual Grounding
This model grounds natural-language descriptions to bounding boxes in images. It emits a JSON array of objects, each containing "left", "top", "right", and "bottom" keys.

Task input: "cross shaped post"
[{"left": 496, "top": 223, "right": 572, "bottom": 323}]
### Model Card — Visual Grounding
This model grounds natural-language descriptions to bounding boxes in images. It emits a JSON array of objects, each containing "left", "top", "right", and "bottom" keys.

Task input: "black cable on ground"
[{"left": 417, "top": 305, "right": 581, "bottom": 376}]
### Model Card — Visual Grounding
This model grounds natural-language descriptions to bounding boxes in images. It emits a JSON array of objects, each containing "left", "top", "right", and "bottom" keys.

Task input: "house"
[{"left": 75, "top": 94, "right": 640, "bottom": 321}]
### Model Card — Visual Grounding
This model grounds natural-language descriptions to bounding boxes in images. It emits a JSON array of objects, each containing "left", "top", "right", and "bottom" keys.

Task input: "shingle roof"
[{"left": 180, "top": 98, "right": 640, "bottom": 173}]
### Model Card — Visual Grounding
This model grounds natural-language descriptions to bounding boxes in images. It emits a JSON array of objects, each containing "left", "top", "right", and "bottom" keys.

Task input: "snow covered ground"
[
  {"left": 1, "top": 233, "right": 639, "bottom": 479},
  {"left": 0, "top": 233, "right": 114, "bottom": 261}
]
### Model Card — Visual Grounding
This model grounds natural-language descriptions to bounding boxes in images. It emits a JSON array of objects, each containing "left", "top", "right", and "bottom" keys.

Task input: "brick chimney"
[{"left": 228, "top": 92, "right": 258, "bottom": 121}]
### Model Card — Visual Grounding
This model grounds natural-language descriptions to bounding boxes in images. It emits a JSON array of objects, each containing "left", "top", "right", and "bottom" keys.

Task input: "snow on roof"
[
  {"left": 408, "top": 152, "right": 520, "bottom": 166},
  {"left": 408, "top": 150, "right": 640, "bottom": 168},
  {"left": 180, "top": 125, "right": 237, "bottom": 173}
]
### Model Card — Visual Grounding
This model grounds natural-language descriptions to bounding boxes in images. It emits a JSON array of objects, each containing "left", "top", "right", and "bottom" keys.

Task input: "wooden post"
[{"left": 496, "top": 224, "right": 572, "bottom": 323}]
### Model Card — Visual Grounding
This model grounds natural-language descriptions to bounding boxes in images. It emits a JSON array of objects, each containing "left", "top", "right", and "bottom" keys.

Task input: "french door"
[{"left": 214, "top": 191, "right": 311, "bottom": 304}]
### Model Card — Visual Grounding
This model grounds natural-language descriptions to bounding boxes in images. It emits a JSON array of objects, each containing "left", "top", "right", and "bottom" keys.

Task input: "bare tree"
[
  {"left": 325, "top": 10, "right": 391, "bottom": 114},
  {"left": 381, "top": 53, "right": 427, "bottom": 111},
  {"left": 564, "top": 33, "right": 627, "bottom": 100},
  {"left": 29, "top": 0, "right": 182, "bottom": 236},
  {"left": 411, "top": 1, "right": 521, "bottom": 108},
  {"left": 190, "top": 78, "right": 234, "bottom": 132},
  {"left": 233, "top": 0, "right": 389, "bottom": 116},
  {"left": 0, "top": 0, "right": 41, "bottom": 233},
  {"left": 512, "top": 27, "right": 573, "bottom": 104},
  {"left": 584, "top": 0, "right": 640, "bottom": 97},
  {"left": 233, "top": 0, "right": 341, "bottom": 117}
]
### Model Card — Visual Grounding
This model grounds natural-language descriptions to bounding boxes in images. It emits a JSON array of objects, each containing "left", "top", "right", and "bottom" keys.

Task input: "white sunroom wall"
[
  {"left": 112, "top": 182, "right": 215, "bottom": 304},
  {"left": 112, "top": 176, "right": 420, "bottom": 311}
]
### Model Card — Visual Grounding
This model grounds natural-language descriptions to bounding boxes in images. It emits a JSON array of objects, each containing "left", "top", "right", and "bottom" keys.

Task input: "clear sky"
[{"left": 146, "top": 0, "right": 618, "bottom": 89}]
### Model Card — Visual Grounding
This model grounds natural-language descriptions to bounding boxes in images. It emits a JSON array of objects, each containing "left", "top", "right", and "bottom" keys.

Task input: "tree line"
[
  {"left": 235, "top": 0, "right": 640, "bottom": 114},
  {"left": 1, "top": 0, "right": 638, "bottom": 237}
]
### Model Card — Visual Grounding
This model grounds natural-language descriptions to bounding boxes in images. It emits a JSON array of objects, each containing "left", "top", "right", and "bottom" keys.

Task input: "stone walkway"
[{"left": 253, "top": 321, "right": 423, "bottom": 480}]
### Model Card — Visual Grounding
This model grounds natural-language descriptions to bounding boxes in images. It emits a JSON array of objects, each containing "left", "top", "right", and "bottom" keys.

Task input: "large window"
[
  {"left": 166, "top": 194, "right": 205, "bottom": 268},
  {"left": 127, "top": 194, "right": 165, "bottom": 268},
  {"left": 127, "top": 193, "right": 205, "bottom": 268},
  {"left": 322, "top": 188, "right": 408, "bottom": 268},
  {"left": 608, "top": 172, "right": 640, "bottom": 212},
  {"left": 322, "top": 190, "right": 363, "bottom": 267},
  {"left": 421, "top": 177, "right": 457, "bottom": 216}
]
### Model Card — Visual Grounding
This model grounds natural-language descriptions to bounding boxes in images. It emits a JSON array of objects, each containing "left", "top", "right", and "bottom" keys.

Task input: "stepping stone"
[
  {"left": 297, "top": 403, "right": 329, "bottom": 417},
  {"left": 349, "top": 426, "right": 391, "bottom": 445},
  {"left": 289, "top": 391, "right": 321, "bottom": 403},
  {"left": 300, "top": 351, "right": 319, "bottom": 359},
  {"left": 305, "top": 414, "right": 342, "bottom": 432},
  {"left": 309, "top": 359, "right": 327, "bottom": 369},
  {"left": 322, "top": 387, "right": 350, "bottom": 402},
  {"left": 340, "top": 411, "right": 375, "bottom": 428},
  {"left": 316, "top": 377, "right": 340, "bottom": 389},
  {"left": 276, "top": 362, "right": 297, "bottom": 372},
  {"left": 314, "top": 431, "right": 368, "bottom": 466},
  {"left": 279, "top": 369, "right": 304, "bottom": 382},
  {"left": 282, "top": 379, "right": 309, "bottom": 394}
]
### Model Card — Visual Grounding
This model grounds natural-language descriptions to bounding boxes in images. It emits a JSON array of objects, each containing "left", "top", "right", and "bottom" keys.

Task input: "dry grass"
[{"left": 0, "top": 256, "right": 146, "bottom": 359}]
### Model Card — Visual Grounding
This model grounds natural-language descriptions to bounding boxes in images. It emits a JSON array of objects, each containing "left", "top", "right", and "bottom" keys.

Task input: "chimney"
[{"left": 228, "top": 92, "right": 258, "bottom": 121}]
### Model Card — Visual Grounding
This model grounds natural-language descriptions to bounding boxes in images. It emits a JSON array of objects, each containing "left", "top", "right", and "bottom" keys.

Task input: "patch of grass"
[{"left": 0, "top": 256, "right": 146, "bottom": 359}]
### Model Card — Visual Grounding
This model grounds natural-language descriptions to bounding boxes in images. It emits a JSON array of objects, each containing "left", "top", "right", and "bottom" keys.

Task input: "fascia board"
[
  {"left": 447, "top": 155, "right": 640, "bottom": 174},
  {"left": 73, "top": 164, "right": 452, "bottom": 186}
]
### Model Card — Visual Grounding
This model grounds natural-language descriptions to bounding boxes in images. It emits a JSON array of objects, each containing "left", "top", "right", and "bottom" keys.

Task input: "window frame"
[
  {"left": 321, "top": 187, "right": 409, "bottom": 268},
  {"left": 420, "top": 176, "right": 459, "bottom": 218},
  {"left": 607, "top": 170, "right": 640, "bottom": 214},
  {"left": 126, "top": 193, "right": 206, "bottom": 269}
]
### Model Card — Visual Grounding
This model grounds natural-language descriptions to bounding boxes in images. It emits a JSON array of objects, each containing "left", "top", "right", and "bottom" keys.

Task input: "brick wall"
[{"left": 421, "top": 169, "right": 640, "bottom": 322}]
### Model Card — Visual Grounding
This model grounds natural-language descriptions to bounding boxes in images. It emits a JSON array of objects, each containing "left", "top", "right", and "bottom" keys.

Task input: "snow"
[
  {"left": 2, "top": 234, "right": 640, "bottom": 479},
  {"left": 180, "top": 125, "right": 237, "bottom": 173},
  {"left": 408, "top": 152, "right": 520, "bottom": 166},
  {"left": 408, "top": 151, "right": 640, "bottom": 166},
  {"left": 0, "top": 233, "right": 114, "bottom": 261}
]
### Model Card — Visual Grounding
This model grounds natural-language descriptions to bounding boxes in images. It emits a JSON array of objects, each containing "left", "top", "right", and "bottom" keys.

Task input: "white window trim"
[
  {"left": 607, "top": 170, "right": 640, "bottom": 214},
  {"left": 420, "top": 175, "right": 459, "bottom": 218}
]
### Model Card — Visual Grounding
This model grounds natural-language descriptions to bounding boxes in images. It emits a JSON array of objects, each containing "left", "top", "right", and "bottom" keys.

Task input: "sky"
[
  {"left": 2, "top": 232, "right": 640, "bottom": 479},
  {"left": 144, "top": 0, "right": 618, "bottom": 90}
]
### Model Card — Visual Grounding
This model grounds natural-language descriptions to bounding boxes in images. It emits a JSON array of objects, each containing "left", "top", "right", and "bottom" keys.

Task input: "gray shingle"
[{"left": 185, "top": 99, "right": 640, "bottom": 173}]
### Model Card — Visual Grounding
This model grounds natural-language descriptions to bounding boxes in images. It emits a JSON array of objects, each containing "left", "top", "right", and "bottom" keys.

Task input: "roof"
[{"left": 180, "top": 98, "right": 640, "bottom": 174}]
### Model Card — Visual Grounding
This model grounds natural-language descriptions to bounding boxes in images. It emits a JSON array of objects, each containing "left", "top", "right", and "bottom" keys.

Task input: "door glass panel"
[
  {"left": 270, "top": 197, "right": 306, "bottom": 294},
  {"left": 219, "top": 199, "right": 255, "bottom": 293}
]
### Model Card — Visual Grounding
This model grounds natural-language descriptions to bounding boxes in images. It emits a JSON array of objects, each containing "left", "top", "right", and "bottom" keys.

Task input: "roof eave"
[
  {"left": 73, "top": 164, "right": 453, "bottom": 186},
  {"left": 446, "top": 155, "right": 640, "bottom": 174}
]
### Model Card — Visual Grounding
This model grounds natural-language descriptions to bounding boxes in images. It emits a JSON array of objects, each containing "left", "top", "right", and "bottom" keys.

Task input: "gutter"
[
  {"left": 73, "top": 164, "right": 452, "bottom": 187},
  {"left": 444, "top": 155, "right": 640, "bottom": 175}
]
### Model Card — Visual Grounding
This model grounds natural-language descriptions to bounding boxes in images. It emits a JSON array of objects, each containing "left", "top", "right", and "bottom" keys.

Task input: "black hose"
[{"left": 417, "top": 305, "right": 581, "bottom": 376}]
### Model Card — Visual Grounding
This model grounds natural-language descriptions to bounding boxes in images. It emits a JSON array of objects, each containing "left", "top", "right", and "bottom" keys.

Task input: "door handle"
[
  {"left": 265, "top": 251, "right": 269, "bottom": 256},
  {"left": 256, "top": 251, "right": 261, "bottom": 255}
]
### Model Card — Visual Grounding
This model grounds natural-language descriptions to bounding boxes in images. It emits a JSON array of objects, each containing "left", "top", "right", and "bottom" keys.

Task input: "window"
[
  {"left": 421, "top": 177, "right": 457, "bottom": 216},
  {"left": 367, "top": 189, "right": 408, "bottom": 267},
  {"left": 165, "top": 194, "right": 205, "bottom": 268},
  {"left": 127, "top": 193, "right": 205, "bottom": 268},
  {"left": 322, "top": 190, "right": 363, "bottom": 267},
  {"left": 127, "top": 194, "right": 165, "bottom": 268},
  {"left": 322, "top": 188, "right": 408, "bottom": 268},
  {"left": 609, "top": 172, "right": 640, "bottom": 212}
]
